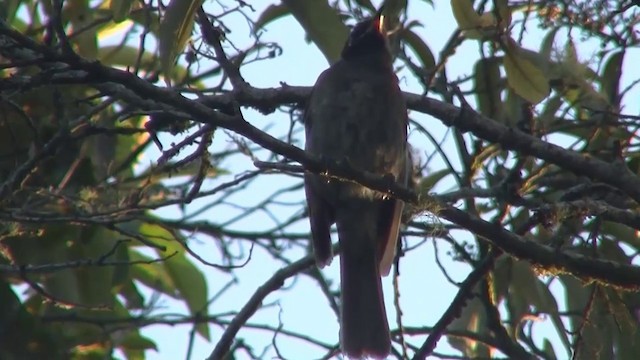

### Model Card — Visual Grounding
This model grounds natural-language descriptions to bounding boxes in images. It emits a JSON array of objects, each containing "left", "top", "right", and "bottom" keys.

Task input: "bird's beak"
[
  {"left": 374, "top": 6, "right": 386, "bottom": 35},
  {"left": 377, "top": 14, "right": 385, "bottom": 34}
]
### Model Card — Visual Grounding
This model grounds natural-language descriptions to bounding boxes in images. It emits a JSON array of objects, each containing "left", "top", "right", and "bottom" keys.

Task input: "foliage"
[{"left": 1, "top": 0, "right": 640, "bottom": 359}]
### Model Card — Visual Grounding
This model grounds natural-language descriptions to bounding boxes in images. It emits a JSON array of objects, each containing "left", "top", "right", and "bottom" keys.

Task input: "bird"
[{"left": 303, "top": 9, "right": 409, "bottom": 359}]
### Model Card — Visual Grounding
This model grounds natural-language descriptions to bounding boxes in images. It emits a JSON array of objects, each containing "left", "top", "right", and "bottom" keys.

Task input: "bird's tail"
[{"left": 339, "top": 242, "right": 390, "bottom": 359}]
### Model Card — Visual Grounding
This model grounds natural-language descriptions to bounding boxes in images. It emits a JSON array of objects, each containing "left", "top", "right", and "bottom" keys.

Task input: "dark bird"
[{"left": 304, "top": 9, "right": 409, "bottom": 359}]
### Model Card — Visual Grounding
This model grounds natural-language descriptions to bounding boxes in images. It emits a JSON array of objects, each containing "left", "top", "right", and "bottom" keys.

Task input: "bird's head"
[{"left": 341, "top": 10, "right": 390, "bottom": 61}]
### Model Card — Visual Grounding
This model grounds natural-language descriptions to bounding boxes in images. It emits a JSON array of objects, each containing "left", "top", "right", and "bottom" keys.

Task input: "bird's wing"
[
  {"left": 379, "top": 151, "right": 411, "bottom": 276},
  {"left": 303, "top": 76, "right": 336, "bottom": 267},
  {"left": 304, "top": 173, "right": 334, "bottom": 267},
  {"left": 379, "top": 198, "right": 403, "bottom": 276}
]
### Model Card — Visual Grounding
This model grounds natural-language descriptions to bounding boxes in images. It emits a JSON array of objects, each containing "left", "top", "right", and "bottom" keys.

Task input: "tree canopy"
[{"left": 1, "top": 0, "right": 640, "bottom": 359}]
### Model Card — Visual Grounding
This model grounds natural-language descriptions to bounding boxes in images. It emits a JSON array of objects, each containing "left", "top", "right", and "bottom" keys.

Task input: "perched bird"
[{"left": 304, "top": 9, "right": 409, "bottom": 359}]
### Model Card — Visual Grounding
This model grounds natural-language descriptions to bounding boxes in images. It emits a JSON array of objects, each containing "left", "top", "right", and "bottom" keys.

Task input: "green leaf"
[
  {"left": 538, "top": 94, "right": 563, "bottom": 129},
  {"left": 540, "top": 27, "right": 560, "bottom": 61},
  {"left": 70, "top": 230, "right": 117, "bottom": 307},
  {"left": 577, "top": 291, "right": 614, "bottom": 360},
  {"left": 0, "top": 0, "right": 21, "bottom": 25},
  {"left": 401, "top": 29, "right": 436, "bottom": 71},
  {"left": 561, "top": 275, "right": 589, "bottom": 331},
  {"left": 0, "top": 281, "right": 64, "bottom": 358},
  {"left": 612, "top": 290, "right": 640, "bottom": 360},
  {"left": 111, "top": 240, "right": 131, "bottom": 289},
  {"left": 254, "top": 4, "right": 290, "bottom": 32},
  {"left": 99, "top": 45, "right": 160, "bottom": 69},
  {"left": 129, "top": 249, "right": 178, "bottom": 297},
  {"left": 493, "top": 0, "right": 511, "bottom": 28},
  {"left": 119, "top": 280, "right": 145, "bottom": 309},
  {"left": 417, "top": 169, "right": 450, "bottom": 192},
  {"left": 382, "top": 0, "right": 409, "bottom": 17},
  {"left": 600, "top": 51, "right": 624, "bottom": 107},
  {"left": 119, "top": 332, "right": 158, "bottom": 351},
  {"left": 542, "top": 338, "right": 558, "bottom": 360},
  {"left": 503, "top": 39, "right": 550, "bottom": 104},
  {"left": 447, "top": 295, "right": 490, "bottom": 357},
  {"left": 282, "top": 0, "right": 349, "bottom": 64},
  {"left": 474, "top": 57, "right": 504, "bottom": 120},
  {"left": 163, "top": 251, "right": 210, "bottom": 340},
  {"left": 164, "top": 249, "right": 209, "bottom": 340},
  {"left": 158, "top": 0, "right": 204, "bottom": 83},
  {"left": 139, "top": 223, "right": 210, "bottom": 340},
  {"left": 490, "top": 255, "right": 511, "bottom": 302},
  {"left": 109, "top": 0, "right": 135, "bottom": 22},
  {"left": 450, "top": 0, "right": 482, "bottom": 33},
  {"left": 354, "top": 0, "right": 377, "bottom": 12},
  {"left": 601, "top": 221, "right": 640, "bottom": 250},
  {"left": 65, "top": 0, "right": 98, "bottom": 58},
  {"left": 127, "top": 7, "right": 161, "bottom": 35}
]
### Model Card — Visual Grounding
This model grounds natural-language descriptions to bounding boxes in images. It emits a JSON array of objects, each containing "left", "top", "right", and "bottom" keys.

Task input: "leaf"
[
  {"left": 561, "top": 275, "right": 590, "bottom": 331},
  {"left": 110, "top": 239, "right": 131, "bottom": 289},
  {"left": 600, "top": 51, "right": 624, "bottom": 107},
  {"left": 119, "top": 332, "right": 158, "bottom": 351},
  {"left": 354, "top": 0, "right": 377, "bottom": 12},
  {"left": 140, "top": 223, "right": 210, "bottom": 340},
  {"left": 0, "top": 281, "right": 63, "bottom": 358},
  {"left": 158, "top": 0, "right": 204, "bottom": 83},
  {"left": 119, "top": 280, "right": 145, "bottom": 309},
  {"left": 109, "top": 0, "right": 135, "bottom": 22},
  {"left": 281, "top": 0, "right": 349, "bottom": 64},
  {"left": 494, "top": 0, "right": 511, "bottom": 28},
  {"left": 401, "top": 29, "right": 436, "bottom": 70},
  {"left": 66, "top": 0, "right": 98, "bottom": 58},
  {"left": 538, "top": 94, "right": 563, "bottom": 129},
  {"left": 97, "top": 46, "right": 195, "bottom": 85},
  {"left": 472, "top": 144, "right": 501, "bottom": 173},
  {"left": 70, "top": 229, "right": 117, "bottom": 307},
  {"left": 503, "top": 39, "right": 550, "bottom": 104},
  {"left": 254, "top": 4, "right": 290, "bottom": 32},
  {"left": 542, "top": 339, "right": 558, "bottom": 360},
  {"left": 577, "top": 291, "right": 615, "bottom": 360},
  {"left": 564, "top": 38, "right": 578, "bottom": 66},
  {"left": 540, "top": 26, "right": 561, "bottom": 61},
  {"left": 382, "top": 0, "right": 409, "bottom": 17},
  {"left": 0, "top": 0, "right": 20, "bottom": 24},
  {"left": 450, "top": 0, "right": 481, "bottom": 31},
  {"left": 473, "top": 57, "right": 504, "bottom": 120},
  {"left": 491, "top": 255, "right": 511, "bottom": 302},
  {"left": 533, "top": 278, "right": 571, "bottom": 352},
  {"left": 163, "top": 251, "right": 210, "bottom": 340},
  {"left": 417, "top": 169, "right": 450, "bottom": 192},
  {"left": 127, "top": 6, "right": 161, "bottom": 35},
  {"left": 447, "top": 295, "right": 491, "bottom": 357},
  {"left": 612, "top": 290, "right": 640, "bottom": 360},
  {"left": 601, "top": 221, "right": 640, "bottom": 250},
  {"left": 129, "top": 249, "right": 178, "bottom": 297}
]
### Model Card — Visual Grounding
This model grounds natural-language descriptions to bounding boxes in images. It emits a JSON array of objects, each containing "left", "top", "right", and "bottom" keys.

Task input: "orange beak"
[{"left": 377, "top": 14, "right": 385, "bottom": 34}]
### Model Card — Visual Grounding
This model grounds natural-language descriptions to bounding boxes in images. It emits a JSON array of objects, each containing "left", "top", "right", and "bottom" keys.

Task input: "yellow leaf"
[
  {"left": 109, "top": 0, "right": 135, "bottom": 22},
  {"left": 451, "top": 0, "right": 482, "bottom": 30},
  {"left": 503, "top": 39, "right": 550, "bottom": 104},
  {"left": 158, "top": 0, "right": 204, "bottom": 85}
]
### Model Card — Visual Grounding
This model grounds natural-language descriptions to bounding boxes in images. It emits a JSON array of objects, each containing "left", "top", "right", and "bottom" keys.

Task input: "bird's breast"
[{"left": 305, "top": 65, "right": 407, "bottom": 201}]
